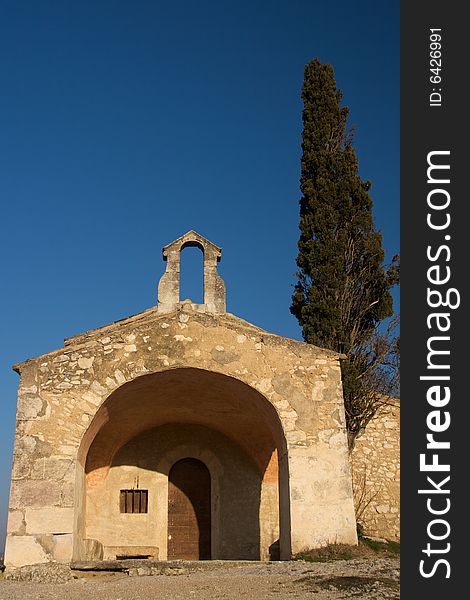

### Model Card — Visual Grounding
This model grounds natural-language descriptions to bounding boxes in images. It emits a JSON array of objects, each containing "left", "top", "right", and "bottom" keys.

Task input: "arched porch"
[{"left": 74, "top": 367, "right": 291, "bottom": 561}]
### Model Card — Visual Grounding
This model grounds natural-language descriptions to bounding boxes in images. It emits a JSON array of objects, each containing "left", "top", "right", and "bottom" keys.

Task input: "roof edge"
[{"left": 11, "top": 304, "right": 342, "bottom": 371}]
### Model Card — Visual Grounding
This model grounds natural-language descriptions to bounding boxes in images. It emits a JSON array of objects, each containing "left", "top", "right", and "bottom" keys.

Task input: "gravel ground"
[{"left": 0, "top": 559, "right": 399, "bottom": 600}]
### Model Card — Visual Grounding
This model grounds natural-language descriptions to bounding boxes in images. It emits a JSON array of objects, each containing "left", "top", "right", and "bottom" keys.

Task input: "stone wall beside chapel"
[{"left": 350, "top": 399, "right": 400, "bottom": 541}]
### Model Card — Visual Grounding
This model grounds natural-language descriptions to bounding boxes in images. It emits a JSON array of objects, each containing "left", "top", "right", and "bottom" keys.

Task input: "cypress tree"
[{"left": 291, "top": 59, "right": 398, "bottom": 448}]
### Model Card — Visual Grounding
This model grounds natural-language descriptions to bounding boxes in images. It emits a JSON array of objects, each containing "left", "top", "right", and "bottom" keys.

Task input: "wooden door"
[{"left": 168, "top": 458, "right": 211, "bottom": 560}]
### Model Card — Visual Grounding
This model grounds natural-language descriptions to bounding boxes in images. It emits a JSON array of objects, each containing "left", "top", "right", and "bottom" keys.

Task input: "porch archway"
[{"left": 75, "top": 367, "right": 291, "bottom": 561}]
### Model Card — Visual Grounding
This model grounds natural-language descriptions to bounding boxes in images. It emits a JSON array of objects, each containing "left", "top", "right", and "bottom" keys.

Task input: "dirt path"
[{"left": 0, "top": 559, "right": 399, "bottom": 599}]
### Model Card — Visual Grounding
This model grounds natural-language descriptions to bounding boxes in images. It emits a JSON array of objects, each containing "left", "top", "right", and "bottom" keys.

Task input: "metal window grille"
[{"left": 120, "top": 489, "right": 148, "bottom": 513}]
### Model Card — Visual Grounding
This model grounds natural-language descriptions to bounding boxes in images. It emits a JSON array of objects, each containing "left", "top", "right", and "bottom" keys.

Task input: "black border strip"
[{"left": 401, "top": 2, "right": 466, "bottom": 596}]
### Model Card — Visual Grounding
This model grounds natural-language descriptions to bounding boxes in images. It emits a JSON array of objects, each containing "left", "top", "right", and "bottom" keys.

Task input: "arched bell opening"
[
  {"left": 157, "top": 230, "right": 226, "bottom": 314},
  {"left": 179, "top": 241, "right": 204, "bottom": 304}
]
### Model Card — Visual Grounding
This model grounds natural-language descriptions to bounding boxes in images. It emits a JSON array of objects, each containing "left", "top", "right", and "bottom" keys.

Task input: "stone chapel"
[{"left": 5, "top": 230, "right": 359, "bottom": 569}]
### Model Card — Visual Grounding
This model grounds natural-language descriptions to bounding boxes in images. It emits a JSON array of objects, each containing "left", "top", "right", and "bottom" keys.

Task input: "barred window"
[{"left": 120, "top": 489, "right": 148, "bottom": 514}]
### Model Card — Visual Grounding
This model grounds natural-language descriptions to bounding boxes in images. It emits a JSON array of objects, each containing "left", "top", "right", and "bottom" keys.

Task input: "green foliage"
[
  {"left": 291, "top": 59, "right": 399, "bottom": 446},
  {"left": 292, "top": 538, "right": 400, "bottom": 562},
  {"left": 293, "top": 545, "right": 354, "bottom": 562},
  {"left": 361, "top": 537, "right": 400, "bottom": 556},
  {"left": 387, "top": 540, "right": 401, "bottom": 555}
]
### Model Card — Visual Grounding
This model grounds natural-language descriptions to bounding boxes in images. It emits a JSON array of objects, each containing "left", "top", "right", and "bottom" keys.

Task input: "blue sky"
[{"left": 0, "top": 0, "right": 399, "bottom": 553}]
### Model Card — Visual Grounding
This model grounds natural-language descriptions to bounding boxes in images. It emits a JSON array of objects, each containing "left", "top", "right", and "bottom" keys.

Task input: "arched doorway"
[{"left": 168, "top": 458, "right": 211, "bottom": 560}]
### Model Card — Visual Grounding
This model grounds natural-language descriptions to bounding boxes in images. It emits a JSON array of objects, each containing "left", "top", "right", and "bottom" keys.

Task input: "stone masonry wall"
[
  {"left": 350, "top": 399, "right": 400, "bottom": 541},
  {"left": 5, "top": 303, "right": 358, "bottom": 567}
]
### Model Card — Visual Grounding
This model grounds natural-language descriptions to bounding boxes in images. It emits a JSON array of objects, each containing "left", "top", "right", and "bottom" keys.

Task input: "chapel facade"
[{"left": 5, "top": 231, "right": 358, "bottom": 568}]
